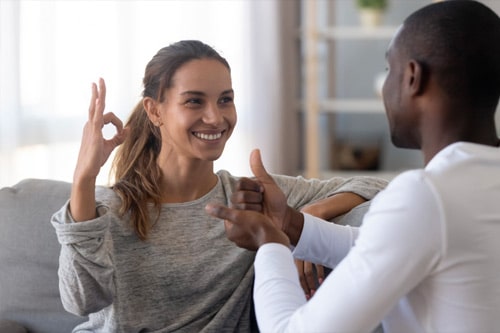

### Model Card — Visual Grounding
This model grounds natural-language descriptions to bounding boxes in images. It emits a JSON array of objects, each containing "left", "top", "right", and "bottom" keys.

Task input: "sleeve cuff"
[{"left": 51, "top": 201, "right": 111, "bottom": 245}]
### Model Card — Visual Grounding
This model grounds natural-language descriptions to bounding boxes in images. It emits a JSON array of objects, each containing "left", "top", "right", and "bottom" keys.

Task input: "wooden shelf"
[
  {"left": 298, "top": 99, "right": 386, "bottom": 114},
  {"left": 318, "top": 26, "right": 398, "bottom": 40},
  {"left": 320, "top": 98, "right": 385, "bottom": 114}
]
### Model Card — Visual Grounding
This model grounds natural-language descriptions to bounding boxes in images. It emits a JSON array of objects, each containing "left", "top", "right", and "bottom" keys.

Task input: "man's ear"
[
  {"left": 143, "top": 97, "right": 162, "bottom": 125},
  {"left": 405, "top": 60, "right": 424, "bottom": 96}
]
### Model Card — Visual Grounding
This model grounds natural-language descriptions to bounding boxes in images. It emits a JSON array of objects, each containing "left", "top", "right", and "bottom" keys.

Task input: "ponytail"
[{"left": 111, "top": 101, "right": 162, "bottom": 240}]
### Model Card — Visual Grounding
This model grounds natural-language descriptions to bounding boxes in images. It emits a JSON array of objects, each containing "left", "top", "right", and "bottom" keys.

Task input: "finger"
[
  {"left": 316, "top": 264, "right": 325, "bottom": 284},
  {"left": 304, "top": 261, "right": 316, "bottom": 293},
  {"left": 96, "top": 78, "right": 106, "bottom": 115},
  {"left": 230, "top": 202, "right": 262, "bottom": 212},
  {"left": 236, "top": 177, "right": 263, "bottom": 192},
  {"left": 294, "top": 259, "right": 311, "bottom": 298},
  {"left": 205, "top": 203, "right": 240, "bottom": 223},
  {"left": 88, "top": 82, "right": 98, "bottom": 119},
  {"left": 249, "top": 149, "right": 275, "bottom": 186},
  {"left": 231, "top": 189, "right": 262, "bottom": 205},
  {"left": 113, "top": 126, "right": 130, "bottom": 146},
  {"left": 103, "top": 112, "right": 124, "bottom": 132},
  {"left": 106, "top": 128, "right": 129, "bottom": 149},
  {"left": 101, "top": 112, "right": 126, "bottom": 149},
  {"left": 90, "top": 78, "right": 106, "bottom": 123}
]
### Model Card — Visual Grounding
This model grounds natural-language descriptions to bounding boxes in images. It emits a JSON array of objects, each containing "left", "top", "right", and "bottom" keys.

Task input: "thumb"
[{"left": 250, "top": 149, "right": 275, "bottom": 186}]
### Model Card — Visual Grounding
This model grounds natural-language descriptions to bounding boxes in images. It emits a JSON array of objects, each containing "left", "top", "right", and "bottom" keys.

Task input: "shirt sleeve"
[
  {"left": 253, "top": 171, "right": 443, "bottom": 332},
  {"left": 293, "top": 213, "right": 359, "bottom": 268},
  {"left": 51, "top": 197, "right": 115, "bottom": 316}
]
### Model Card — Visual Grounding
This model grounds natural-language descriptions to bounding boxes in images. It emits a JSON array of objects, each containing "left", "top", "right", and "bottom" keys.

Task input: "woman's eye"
[
  {"left": 220, "top": 96, "right": 233, "bottom": 104},
  {"left": 186, "top": 98, "right": 202, "bottom": 105}
]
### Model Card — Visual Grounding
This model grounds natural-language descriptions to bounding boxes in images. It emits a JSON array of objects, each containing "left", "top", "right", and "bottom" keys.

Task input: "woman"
[{"left": 51, "top": 40, "right": 387, "bottom": 332}]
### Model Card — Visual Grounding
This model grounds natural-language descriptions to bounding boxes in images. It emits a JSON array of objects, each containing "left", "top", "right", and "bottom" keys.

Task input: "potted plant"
[{"left": 356, "top": 0, "right": 388, "bottom": 27}]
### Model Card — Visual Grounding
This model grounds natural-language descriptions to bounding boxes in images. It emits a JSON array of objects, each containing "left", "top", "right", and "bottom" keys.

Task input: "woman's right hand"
[
  {"left": 73, "top": 78, "right": 128, "bottom": 183},
  {"left": 70, "top": 78, "right": 128, "bottom": 221}
]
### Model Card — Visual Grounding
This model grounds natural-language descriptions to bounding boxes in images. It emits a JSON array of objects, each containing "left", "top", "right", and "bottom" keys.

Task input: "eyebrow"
[{"left": 180, "top": 89, "right": 234, "bottom": 96}]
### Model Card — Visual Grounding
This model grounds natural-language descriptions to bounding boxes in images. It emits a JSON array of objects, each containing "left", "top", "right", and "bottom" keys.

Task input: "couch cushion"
[
  {"left": 0, "top": 179, "right": 86, "bottom": 333},
  {"left": 0, "top": 319, "right": 28, "bottom": 333}
]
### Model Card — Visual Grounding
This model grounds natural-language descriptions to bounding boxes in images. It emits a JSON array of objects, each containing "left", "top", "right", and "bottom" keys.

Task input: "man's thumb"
[{"left": 250, "top": 149, "right": 274, "bottom": 184}]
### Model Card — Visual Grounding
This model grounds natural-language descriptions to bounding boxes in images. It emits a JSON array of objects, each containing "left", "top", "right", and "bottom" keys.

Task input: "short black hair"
[{"left": 398, "top": 0, "right": 500, "bottom": 110}]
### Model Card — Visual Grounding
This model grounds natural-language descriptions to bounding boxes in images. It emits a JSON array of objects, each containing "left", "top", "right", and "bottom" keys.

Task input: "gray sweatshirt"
[{"left": 51, "top": 170, "right": 387, "bottom": 333}]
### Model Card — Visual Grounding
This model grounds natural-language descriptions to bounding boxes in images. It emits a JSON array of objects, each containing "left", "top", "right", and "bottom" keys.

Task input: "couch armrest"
[{"left": 332, "top": 200, "right": 371, "bottom": 227}]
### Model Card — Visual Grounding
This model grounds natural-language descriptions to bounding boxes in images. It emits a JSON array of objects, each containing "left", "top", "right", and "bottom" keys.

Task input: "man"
[{"left": 205, "top": 1, "right": 500, "bottom": 332}]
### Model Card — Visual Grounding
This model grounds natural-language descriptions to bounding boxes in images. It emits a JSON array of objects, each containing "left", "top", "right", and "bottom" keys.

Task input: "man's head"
[{"left": 383, "top": 0, "right": 500, "bottom": 149}]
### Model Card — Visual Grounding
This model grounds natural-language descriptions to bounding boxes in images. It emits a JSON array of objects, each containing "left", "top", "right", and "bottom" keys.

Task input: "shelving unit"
[
  {"left": 319, "top": 26, "right": 398, "bottom": 39},
  {"left": 301, "top": 0, "right": 398, "bottom": 180},
  {"left": 300, "top": 0, "right": 500, "bottom": 181}
]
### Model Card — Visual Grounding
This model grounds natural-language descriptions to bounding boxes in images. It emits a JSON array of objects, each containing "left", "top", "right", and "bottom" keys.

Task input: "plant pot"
[{"left": 358, "top": 8, "right": 383, "bottom": 27}]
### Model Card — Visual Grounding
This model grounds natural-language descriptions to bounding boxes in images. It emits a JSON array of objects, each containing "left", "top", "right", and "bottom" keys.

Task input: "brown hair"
[{"left": 111, "top": 40, "right": 230, "bottom": 240}]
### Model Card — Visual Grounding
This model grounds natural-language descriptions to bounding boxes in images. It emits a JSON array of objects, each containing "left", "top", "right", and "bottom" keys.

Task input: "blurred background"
[{"left": 1, "top": 0, "right": 499, "bottom": 188}]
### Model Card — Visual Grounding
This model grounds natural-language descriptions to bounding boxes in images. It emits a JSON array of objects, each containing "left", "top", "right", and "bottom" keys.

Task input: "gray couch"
[
  {"left": 0, "top": 179, "right": 86, "bottom": 333},
  {"left": 0, "top": 178, "right": 371, "bottom": 333}
]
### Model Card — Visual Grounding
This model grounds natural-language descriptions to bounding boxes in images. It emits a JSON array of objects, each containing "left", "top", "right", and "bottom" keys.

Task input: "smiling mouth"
[{"left": 193, "top": 131, "right": 224, "bottom": 141}]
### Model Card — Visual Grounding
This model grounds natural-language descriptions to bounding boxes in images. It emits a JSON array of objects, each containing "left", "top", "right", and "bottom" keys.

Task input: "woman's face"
[{"left": 156, "top": 58, "right": 236, "bottom": 162}]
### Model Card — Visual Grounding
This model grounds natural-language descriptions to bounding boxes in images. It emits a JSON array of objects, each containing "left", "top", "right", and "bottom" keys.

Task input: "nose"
[{"left": 202, "top": 102, "right": 224, "bottom": 125}]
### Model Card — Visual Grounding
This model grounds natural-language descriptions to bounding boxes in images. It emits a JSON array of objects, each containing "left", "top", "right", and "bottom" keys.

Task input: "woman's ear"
[
  {"left": 143, "top": 97, "right": 162, "bottom": 126},
  {"left": 405, "top": 60, "right": 424, "bottom": 96}
]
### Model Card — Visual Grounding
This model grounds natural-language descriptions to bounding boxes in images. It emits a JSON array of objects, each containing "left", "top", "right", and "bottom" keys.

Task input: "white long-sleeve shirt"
[{"left": 253, "top": 142, "right": 500, "bottom": 333}]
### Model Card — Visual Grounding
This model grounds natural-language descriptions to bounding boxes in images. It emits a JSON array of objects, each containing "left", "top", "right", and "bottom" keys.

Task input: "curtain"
[{"left": 0, "top": 0, "right": 300, "bottom": 188}]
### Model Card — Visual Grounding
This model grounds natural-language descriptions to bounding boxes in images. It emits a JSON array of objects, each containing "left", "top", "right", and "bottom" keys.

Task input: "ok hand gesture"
[
  {"left": 70, "top": 78, "right": 128, "bottom": 222},
  {"left": 74, "top": 78, "right": 128, "bottom": 183}
]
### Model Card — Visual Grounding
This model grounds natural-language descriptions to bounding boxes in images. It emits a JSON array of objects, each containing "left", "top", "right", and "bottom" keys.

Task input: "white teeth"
[{"left": 194, "top": 132, "right": 223, "bottom": 140}]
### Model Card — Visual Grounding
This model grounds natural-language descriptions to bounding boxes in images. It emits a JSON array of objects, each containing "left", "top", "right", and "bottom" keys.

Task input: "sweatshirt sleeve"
[
  {"left": 51, "top": 196, "right": 115, "bottom": 316},
  {"left": 272, "top": 174, "right": 388, "bottom": 210}
]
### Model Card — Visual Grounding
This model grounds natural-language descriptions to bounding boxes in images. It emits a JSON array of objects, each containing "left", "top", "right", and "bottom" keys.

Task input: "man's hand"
[
  {"left": 230, "top": 177, "right": 264, "bottom": 212},
  {"left": 205, "top": 149, "right": 304, "bottom": 250},
  {"left": 205, "top": 203, "right": 290, "bottom": 251},
  {"left": 247, "top": 149, "right": 289, "bottom": 229},
  {"left": 295, "top": 259, "right": 325, "bottom": 300},
  {"left": 232, "top": 149, "right": 304, "bottom": 244}
]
